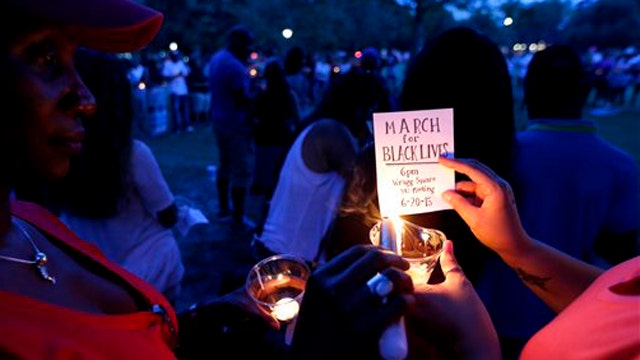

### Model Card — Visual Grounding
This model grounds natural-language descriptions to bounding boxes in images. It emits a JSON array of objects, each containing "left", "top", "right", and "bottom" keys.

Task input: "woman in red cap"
[
  {"left": 0, "top": 1, "right": 177, "bottom": 358},
  {"left": 0, "top": 1, "right": 414, "bottom": 358}
]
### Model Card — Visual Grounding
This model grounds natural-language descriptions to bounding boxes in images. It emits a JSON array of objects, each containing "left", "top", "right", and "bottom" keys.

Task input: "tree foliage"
[
  {"left": 516, "top": 0, "right": 568, "bottom": 44},
  {"left": 139, "top": 0, "right": 640, "bottom": 57},
  {"left": 230, "top": 0, "right": 413, "bottom": 54},
  {"left": 560, "top": 0, "right": 640, "bottom": 51}
]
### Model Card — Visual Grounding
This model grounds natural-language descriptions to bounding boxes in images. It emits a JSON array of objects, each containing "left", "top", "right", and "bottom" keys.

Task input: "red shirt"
[
  {"left": 522, "top": 257, "right": 640, "bottom": 359},
  {"left": 1, "top": 201, "right": 178, "bottom": 359}
]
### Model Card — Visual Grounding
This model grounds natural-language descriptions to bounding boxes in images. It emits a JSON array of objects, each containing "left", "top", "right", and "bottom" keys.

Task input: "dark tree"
[{"left": 561, "top": 0, "right": 640, "bottom": 50}]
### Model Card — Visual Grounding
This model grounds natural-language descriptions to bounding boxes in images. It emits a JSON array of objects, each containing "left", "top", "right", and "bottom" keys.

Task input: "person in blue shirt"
[{"left": 476, "top": 44, "right": 639, "bottom": 359}]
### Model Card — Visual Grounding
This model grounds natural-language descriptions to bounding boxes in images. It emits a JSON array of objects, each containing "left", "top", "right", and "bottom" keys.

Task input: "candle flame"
[{"left": 272, "top": 297, "right": 300, "bottom": 322}]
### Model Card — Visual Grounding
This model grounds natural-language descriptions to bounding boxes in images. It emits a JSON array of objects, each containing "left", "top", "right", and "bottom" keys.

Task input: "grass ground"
[
  {"left": 146, "top": 103, "right": 640, "bottom": 313},
  {"left": 585, "top": 108, "right": 640, "bottom": 248},
  {"left": 145, "top": 122, "right": 265, "bottom": 312}
]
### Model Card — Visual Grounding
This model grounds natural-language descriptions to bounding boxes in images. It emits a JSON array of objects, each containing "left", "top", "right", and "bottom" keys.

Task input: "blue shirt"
[
  {"left": 207, "top": 48, "right": 251, "bottom": 131},
  {"left": 477, "top": 118, "right": 639, "bottom": 338}
]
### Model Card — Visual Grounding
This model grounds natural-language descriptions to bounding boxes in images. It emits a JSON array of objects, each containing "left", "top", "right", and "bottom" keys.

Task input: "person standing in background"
[
  {"left": 253, "top": 68, "right": 386, "bottom": 264},
  {"left": 249, "top": 60, "right": 300, "bottom": 235},
  {"left": 127, "top": 54, "right": 150, "bottom": 138},
  {"left": 398, "top": 27, "right": 517, "bottom": 286},
  {"left": 128, "top": 54, "right": 150, "bottom": 87},
  {"left": 284, "top": 46, "right": 312, "bottom": 117},
  {"left": 476, "top": 44, "right": 639, "bottom": 359},
  {"left": 187, "top": 54, "right": 211, "bottom": 124},
  {"left": 207, "top": 25, "right": 254, "bottom": 230},
  {"left": 162, "top": 50, "right": 192, "bottom": 133},
  {"left": 313, "top": 54, "right": 332, "bottom": 103}
]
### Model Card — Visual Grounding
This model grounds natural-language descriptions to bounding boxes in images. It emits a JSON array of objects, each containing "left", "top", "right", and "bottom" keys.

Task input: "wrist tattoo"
[{"left": 516, "top": 268, "right": 551, "bottom": 290}]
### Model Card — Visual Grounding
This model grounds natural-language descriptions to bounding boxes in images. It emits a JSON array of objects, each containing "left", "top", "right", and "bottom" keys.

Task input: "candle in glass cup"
[
  {"left": 376, "top": 218, "right": 446, "bottom": 285},
  {"left": 401, "top": 223, "right": 446, "bottom": 285},
  {"left": 375, "top": 218, "right": 446, "bottom": 360},
  {"left": 246, "top": 255, "right": 310, "bottom": 323},
  {"left": 253, "top": 275, "right": 306, "bottom": 322}
]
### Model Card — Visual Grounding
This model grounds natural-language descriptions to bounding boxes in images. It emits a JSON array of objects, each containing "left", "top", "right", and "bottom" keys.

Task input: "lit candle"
[
  {"left": 380, "top": 217, "right": 401, "bottom": 253},
  {"left": 272, "top": 297, "right": 300, "bottom": 322}
]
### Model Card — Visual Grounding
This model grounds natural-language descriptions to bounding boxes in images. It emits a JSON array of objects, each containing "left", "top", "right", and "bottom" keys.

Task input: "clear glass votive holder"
[
  {"left": 370, "top": 219, "right": 446, "bottom": 285},
  {"left": 245, "top": 254, "right": 310, "bottom": 323}
]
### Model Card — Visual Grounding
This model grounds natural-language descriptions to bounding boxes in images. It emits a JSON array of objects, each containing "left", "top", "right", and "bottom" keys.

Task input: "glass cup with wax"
[
  {"left": 245, "top": 254, "right": 310, "bottom": 323},
  {"left": 370, "top": 218, "right": 446, "bottom": 285}
]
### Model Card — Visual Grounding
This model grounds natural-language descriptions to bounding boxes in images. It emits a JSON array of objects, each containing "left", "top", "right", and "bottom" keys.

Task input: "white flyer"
[{"left": 373, "top": 108, "right": 455, "bottom": 217}]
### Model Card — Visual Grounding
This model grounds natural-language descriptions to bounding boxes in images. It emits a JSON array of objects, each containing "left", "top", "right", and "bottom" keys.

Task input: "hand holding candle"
[
  {"left": 377, "top": 218, "right": 409, "bottom": 360},
  {"left": 371, "top": 108, "right": 452, "bottom": 359},
  {"left": 374, "top": 218, "right": 447, "bottom": 360}
]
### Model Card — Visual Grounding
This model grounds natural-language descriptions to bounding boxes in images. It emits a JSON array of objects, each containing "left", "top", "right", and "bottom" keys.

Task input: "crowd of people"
[
  {"left": 1, "top": 0, "right": 638, "bottom": 359},
  {"left": 127, "top": 37, "right": 640, "bottom": 142},
  {"left": 125, "top": 40, "right": 409, "bottom": 138}
]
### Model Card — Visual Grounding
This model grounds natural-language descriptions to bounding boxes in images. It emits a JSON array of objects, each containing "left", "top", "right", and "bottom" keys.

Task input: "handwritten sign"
[{"left": 373, "top": 108, "right": 455, "bottom": 217}]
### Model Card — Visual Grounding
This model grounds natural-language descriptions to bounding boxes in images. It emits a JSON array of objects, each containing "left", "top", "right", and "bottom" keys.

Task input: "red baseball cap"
[{"left": 8, "top": 0, "right": 164, "bottom": 53}]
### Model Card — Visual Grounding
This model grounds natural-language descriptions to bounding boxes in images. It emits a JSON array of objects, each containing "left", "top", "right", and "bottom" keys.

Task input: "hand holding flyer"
[
  {"left": 372, "top": 108, "right": 454, "bottom": 360},
  {"left": 373, "top": 108, "right": 455, "bottom": 217}
]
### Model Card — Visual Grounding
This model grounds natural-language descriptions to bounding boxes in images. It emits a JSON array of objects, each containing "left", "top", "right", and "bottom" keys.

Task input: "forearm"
[{"left": 498, "top": 236, "right": 603, "bottom": 313}]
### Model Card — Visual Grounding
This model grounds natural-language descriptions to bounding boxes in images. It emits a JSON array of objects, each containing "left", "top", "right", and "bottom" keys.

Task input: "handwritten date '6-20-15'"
[{"left": 400, "top": 197, "right": 433, "bottom": 208}]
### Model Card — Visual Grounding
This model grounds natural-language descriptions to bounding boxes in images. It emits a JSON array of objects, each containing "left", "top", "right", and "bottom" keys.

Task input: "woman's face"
[{"left": 1, "top": 26, "right": 96, "bottom": 185}]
